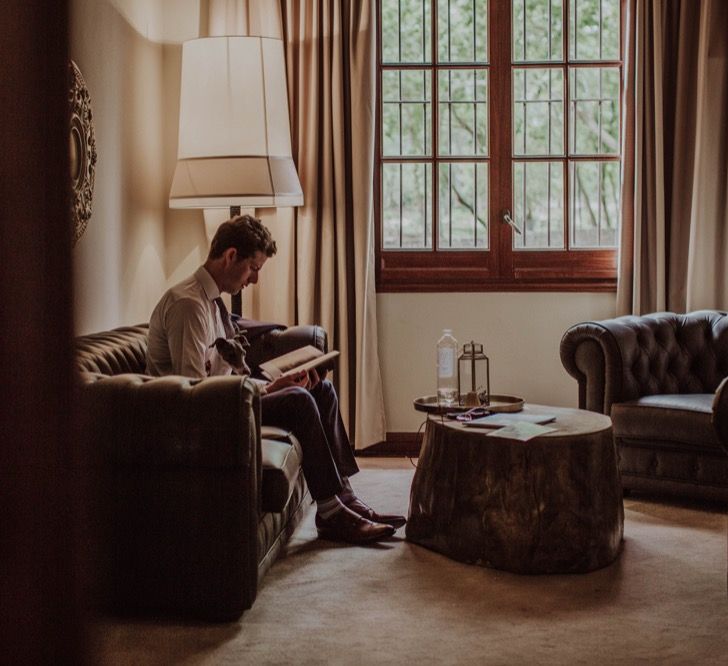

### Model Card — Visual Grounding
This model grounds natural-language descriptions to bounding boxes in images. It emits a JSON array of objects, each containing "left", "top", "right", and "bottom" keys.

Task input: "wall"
[
  {"left": 378, "top": 292, "right": 616, "bottom": 432},
  {"left": 71, "top": 0, "right": 206, "bottom": 334},
  {"left": 71, "top": 0, "right": 165, "bottom": 333}
]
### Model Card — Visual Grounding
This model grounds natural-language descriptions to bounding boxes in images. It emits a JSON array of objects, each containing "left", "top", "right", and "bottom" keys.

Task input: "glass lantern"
[{"left": 458, "top": 341, "right": 490, "bottom": 406}]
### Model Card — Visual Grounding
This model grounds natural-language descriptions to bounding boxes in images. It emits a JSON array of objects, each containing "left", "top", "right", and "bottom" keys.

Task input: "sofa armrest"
[
  {"left": 560, "top": 321, "right": 625, "bottom": 414},
  {"left": 79, "top": 371, "right": 262, "bottom": 620},
  {"left": 80, "top": 372, "right": 260, "bottom": 467},
  {"left": 712, "top": 377, "right": 728, "bottom": 454},
  {"left": 245, "top": 324, "right": 328, "bottom": 371}
]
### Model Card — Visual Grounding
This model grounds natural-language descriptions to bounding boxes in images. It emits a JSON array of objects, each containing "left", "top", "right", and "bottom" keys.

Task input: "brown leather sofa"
[
  {"left": 560, "top": 310, "right": 728, "bottom": 502},
  {"left": 712, "top": 376, "right": 728, "bottom": 455},
  {"left": 76, "top": 322, "right": 325, "bottom": 621}
]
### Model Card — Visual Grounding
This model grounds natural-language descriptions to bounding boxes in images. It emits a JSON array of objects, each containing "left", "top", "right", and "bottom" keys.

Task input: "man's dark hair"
[{"left": 208, "top": 214, "right": 277, "bottom": 260}]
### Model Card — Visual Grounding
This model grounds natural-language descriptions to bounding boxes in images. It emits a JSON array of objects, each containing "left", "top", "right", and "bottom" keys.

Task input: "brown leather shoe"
[
  {"left": 344, "top": 498, "right": 407, "bottom": 529},
  {"left": 315, "top": 506, "right": 395, "bottom": 544}
]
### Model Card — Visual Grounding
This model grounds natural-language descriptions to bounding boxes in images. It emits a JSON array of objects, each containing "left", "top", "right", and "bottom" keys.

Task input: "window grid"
[
  {"left": 398, "top": 163, "right": 402, "bottom": 246},
  {"left": 549, "top": 0, "right": 552, "bottom": 59},
  {"left": 514, "top": 68, "right": 564, "bottom": 157},
  {"left": 376, "top": 0, "right": 624, "bottom": 291},
  {"left": 382, "top": 0, "right": 490, "bottom": 253},
  {"left": 513, "top": 2, "right": 621, "bottom": 251},
  {"left": 448, "top": 163, "right": 452, "bottom": 246},
  {"left": 514, "top": 0, "right": 563, "bottom": 63},
  {"left": 475, "top": 162, "right": 479, "bottom": 246}
]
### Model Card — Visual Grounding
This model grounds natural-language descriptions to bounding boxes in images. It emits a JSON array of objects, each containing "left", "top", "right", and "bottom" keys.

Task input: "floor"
[{"left": 93, "top": 457, "right": 728, "bottom": 665}]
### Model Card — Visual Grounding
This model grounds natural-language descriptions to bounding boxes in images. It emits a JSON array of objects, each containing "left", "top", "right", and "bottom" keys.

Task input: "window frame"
[{"left": 374, "top": 0, "right": 625, "bottom": 293}]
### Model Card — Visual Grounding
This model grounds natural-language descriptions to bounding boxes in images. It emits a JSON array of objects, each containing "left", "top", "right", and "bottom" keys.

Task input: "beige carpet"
[{"left": 93, "top": 458, "right": 728, "bottom": 665}]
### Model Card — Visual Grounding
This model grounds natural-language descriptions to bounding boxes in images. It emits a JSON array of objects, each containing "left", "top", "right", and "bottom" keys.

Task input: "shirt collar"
[{"left": 194, "top": 266, "right": 221, "bottom": 302}]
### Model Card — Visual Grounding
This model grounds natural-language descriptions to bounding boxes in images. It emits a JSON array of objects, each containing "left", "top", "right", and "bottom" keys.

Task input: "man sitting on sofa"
[{"left": 146, "top": 214, "right": 405, "bottom": 545}]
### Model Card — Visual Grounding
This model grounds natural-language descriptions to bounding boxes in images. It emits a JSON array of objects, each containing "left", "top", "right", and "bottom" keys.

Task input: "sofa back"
[
  {"left": 74, "top": 321, "right": 328, "bottom": 379},
  {"left": 76, "top": 324, "right": 149, "bottom": 375},
  {"left": 600, "top": 310, "right": 728, "bottom": 398}
]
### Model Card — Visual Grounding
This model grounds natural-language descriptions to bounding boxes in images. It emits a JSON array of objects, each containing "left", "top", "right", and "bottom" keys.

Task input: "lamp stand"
[{"left": 229, "top": 205, "right": 242, "bottom": 315}]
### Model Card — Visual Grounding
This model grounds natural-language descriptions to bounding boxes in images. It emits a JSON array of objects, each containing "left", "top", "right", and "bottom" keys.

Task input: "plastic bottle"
[{"left": 436, "top": 329, "right": 459, "bottom": 406}]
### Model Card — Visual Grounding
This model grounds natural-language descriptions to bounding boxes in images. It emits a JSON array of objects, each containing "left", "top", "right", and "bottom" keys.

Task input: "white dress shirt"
[{"left": 146, "top": 266, "right": 231, "bottom": 378}]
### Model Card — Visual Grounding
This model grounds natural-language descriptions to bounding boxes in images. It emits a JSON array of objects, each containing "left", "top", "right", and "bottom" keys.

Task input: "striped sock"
[{"left": 316, "top": 495, "right": 345, "bottom": 519}]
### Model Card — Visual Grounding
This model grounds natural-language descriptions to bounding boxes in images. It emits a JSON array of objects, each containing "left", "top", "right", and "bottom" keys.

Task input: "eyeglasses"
[{"left": 447, "top": 406, "right": 490, "bottom": 422}]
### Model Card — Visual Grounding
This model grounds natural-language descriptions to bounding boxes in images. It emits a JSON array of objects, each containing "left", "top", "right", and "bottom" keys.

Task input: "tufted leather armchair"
[
  {"left": 712, "top": 377, "right": 728, "bottom": 455},
  {"left": 561, "top": 310, "right": 728, "bottom": 502},
  {"left": 76, "top": 322, "right": 326, "bottom": 620}
]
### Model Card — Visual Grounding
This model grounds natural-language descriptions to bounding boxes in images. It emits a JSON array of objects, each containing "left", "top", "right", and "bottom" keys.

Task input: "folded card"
[{"left": 463, "top": 412, "right": 557, "bottom": 428}]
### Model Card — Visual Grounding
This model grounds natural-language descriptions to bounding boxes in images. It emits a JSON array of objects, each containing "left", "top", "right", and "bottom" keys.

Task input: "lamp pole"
[{"left": 230, "top": 204, "right": 242, "bottom": 315}]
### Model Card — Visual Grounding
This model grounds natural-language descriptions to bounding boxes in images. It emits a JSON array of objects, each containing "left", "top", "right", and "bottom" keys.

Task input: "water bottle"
[{"left": 437, "top": 329, "right": 459, "bottom": 406}]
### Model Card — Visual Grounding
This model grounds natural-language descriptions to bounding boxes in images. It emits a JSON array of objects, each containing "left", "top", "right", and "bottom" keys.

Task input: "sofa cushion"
[
  {"left": 611, "top": 394, "right": 721, "bottom": 451},
  {"left": 261, "top": 429, "right": 303, "bottom": 513}
]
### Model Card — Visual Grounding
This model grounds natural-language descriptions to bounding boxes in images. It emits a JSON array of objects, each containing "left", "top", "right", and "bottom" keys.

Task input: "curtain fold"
[
  {"left": 280, "top": 0, "right": 386, "bottom": 449},
  {"left": 617, "top": 0, "right": 728, "bottom": 314}
]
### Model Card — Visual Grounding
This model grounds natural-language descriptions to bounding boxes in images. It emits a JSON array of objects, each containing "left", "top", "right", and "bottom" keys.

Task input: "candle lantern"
[{"left": 458, "top": 341, "right": 490, "bottom": 406}]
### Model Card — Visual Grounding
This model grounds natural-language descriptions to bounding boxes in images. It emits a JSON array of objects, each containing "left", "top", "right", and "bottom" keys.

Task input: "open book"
[{"left": 259, "top": 345, "right": 340, "bottom": 381}]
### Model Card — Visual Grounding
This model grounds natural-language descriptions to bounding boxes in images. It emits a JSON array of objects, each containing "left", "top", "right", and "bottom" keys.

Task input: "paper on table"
[
  {"left": 485, "top": 422, "right": 557, "bottom": 441},
  {"left": 464, "top": 412, "right": 557, "bottom": 428}
]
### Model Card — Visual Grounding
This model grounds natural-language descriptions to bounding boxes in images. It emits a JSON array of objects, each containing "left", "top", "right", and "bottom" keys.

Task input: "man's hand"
[
  {"left": 307, "top": 367, "right": 321, "bottom": 390},
  {"left": 265, "top": 370, "right": 310, "bottom": 394}
]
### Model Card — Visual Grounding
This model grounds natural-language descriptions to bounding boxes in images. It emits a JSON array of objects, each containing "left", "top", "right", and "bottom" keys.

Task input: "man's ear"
[{"left": 222, "top": 247, "right": 238, "bottom": 265}]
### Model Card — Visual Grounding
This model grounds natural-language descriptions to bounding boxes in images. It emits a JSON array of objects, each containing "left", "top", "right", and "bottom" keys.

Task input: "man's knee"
[
  {"left": 316, "top": 379, "right": 337, "bottom": 399},
  {"left": 282, "top": 386, "right": 318, "bottom": 412}
]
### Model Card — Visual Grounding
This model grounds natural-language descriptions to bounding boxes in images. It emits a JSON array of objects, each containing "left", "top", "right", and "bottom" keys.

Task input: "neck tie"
[{"left": 214, "top": 297, "right": 236, "bottom": 339}]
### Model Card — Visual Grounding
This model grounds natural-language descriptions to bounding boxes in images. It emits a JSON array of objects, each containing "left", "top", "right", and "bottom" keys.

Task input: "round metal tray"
[{"left": 413, "top": 394, "right": 525, "bottom": 415}]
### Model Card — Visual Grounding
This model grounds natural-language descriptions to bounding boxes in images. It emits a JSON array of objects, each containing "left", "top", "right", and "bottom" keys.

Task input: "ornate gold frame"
[{"left": 69, "top": 60, "right": 97, "bottom": 246}]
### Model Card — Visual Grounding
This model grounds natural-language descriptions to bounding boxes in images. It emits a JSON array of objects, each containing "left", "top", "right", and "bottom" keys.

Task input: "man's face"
[{"left": 226, "top": 250, "right": 268, "bottom": 294}]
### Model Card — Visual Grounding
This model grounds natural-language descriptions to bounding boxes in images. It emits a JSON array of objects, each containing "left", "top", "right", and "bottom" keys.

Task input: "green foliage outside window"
[{"left": 380, "top": 0, "right": 621, "bottom": 252}]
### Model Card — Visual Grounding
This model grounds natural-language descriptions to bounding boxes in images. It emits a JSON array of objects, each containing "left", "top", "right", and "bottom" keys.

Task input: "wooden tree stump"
[{"left": 406, "top": 406, "right": 623, "bottom": 574}]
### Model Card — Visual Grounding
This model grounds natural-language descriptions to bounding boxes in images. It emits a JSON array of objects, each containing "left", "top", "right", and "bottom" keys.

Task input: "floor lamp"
[{"left": 169, "top": 35, "right": 303, "bottom": 314}]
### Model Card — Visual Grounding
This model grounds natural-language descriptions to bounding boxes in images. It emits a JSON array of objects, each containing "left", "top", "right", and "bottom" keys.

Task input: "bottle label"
[{"left": 438, "top": 348, "right": 454, "bottom": 378}]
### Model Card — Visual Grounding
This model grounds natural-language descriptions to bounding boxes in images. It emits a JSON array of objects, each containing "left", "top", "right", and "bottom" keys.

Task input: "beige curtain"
[
  {"left": 279, "top": 0, "right": 386, "bottom": 450},
  {"left": 205, "top": 0, "right": 387, "bottom": 449},
  {"left": 617, "top": 0, "right": 728, "bottom": 315}
]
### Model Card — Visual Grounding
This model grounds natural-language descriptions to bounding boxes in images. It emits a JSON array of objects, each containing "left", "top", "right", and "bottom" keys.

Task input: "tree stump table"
[{"left": 406, "top": 405, "right": 623, "bottom": 574}]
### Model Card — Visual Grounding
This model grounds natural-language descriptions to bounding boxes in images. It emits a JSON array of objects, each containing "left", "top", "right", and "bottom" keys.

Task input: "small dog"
[{"left": 211, "top": 329, "right": 252, "bottom": 375}]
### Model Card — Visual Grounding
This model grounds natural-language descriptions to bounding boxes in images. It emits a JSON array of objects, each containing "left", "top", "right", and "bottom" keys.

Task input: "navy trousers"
[{"left": 260, "top": 379, "right": 359, "bottom": 500}]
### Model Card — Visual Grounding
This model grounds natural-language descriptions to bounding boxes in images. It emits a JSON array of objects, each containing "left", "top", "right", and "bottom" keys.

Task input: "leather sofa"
[
  {"left": 76, "top": 321, "right": 326, "bottom": 621},
  {"left": 560, "top": 310, "right": 728, "bottom": 502},
  {"left": 711, "top": 376, "right": 728, "bottom": 456}
]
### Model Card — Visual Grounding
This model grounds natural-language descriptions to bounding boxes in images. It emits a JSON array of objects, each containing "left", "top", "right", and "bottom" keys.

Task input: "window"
[{"left": 376, "top": 0, "right": 624, "bottom": 291}]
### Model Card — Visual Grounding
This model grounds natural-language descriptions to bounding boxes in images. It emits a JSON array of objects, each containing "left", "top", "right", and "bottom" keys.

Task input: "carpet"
[{"left": 92, "top": 458, "right": 728, "bottom": 665}]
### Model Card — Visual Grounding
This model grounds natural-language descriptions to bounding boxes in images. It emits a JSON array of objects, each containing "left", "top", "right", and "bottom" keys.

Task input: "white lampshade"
[{"left": 170, "top": 36, "right": 303, "bottom": 208}]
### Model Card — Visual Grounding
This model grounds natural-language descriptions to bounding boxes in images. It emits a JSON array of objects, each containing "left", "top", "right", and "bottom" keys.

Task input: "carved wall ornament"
[{"left": 69, "top": 60, "right": 97, "bottom": 246}]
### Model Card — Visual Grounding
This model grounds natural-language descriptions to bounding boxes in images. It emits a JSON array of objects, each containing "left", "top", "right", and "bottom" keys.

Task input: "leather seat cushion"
[
  {"left": 611, "top": 394, "right": 721, "bottom": 451},
  {"left": 261, "top": 427, "right": 303, "bottom": 513}
]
